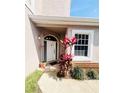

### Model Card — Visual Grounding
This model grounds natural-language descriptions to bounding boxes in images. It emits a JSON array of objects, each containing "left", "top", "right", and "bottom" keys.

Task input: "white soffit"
[{"left": 29, "top": 15, "right": 99, "bottom": 27}]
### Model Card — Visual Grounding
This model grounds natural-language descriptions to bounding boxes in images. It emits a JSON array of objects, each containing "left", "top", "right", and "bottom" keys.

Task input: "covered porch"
[{"left": 29, "top": 15, "right": 99, "bottom": 67}]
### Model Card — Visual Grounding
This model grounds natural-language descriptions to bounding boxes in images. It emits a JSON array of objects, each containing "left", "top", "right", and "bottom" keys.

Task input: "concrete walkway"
[{"left": 38, "top": 72, "right": 99, "bottom": 93}]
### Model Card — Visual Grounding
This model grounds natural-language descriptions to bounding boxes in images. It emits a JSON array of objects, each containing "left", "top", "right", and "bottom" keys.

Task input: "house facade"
[{"left": 25, "top": 0, "right": 99, "bottom": 76}]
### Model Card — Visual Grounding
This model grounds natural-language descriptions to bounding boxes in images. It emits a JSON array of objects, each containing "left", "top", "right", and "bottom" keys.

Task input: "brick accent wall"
[{"left": 72, "top": 62, "right": 99, "bottom": 69}]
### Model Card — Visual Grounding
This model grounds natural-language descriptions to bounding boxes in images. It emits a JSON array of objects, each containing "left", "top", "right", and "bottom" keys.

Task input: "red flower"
[
  {"left": 62, "top": 54, "right": 72, "bottom": 61},
  {"left": 60, "top": 37, "right": 77, "bottom": 49},
  {"left": 71, "top": 37, "right": 77, "bottom": 44},
  {"left": 63, "top": 37, "right": 70, "bottom": 45}
]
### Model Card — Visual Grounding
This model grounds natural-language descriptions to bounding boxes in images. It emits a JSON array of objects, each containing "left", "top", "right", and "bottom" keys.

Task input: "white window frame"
[{"left": 72, "top": 29, "right": 94, "bottom": 61}]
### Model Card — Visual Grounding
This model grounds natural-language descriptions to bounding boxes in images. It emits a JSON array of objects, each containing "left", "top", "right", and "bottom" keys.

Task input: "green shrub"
[
  {"left": 25, "top": 70, "right": 43, "bottom": 93},
  {"left": 71, "top": 67, "right": 84, "bottom": 80},
  {"left": 86, "top": 69, "right": 99, "bottom": 80}
]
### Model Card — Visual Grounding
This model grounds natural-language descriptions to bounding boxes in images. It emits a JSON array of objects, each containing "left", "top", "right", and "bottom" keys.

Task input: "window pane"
[
  {"left": 74, "top": 50, "right": 77, "bottom": 55},
  {"left": 84, "top": 46, "right": 88, "bottom": 51},
  {"left": 79, "top": 34, "right": 81, "bottom": 39},
  {"left": 82, "top": 35, "right": 85, "bottom": 39},
  {"left": 75, "top": 46, "right": 78, "bottom": 50},
  {"left": 80, "top": 46, "right": 83, "bottom": 50},
  {"left": 82, "top": 40, "right": 85, "bottom": 44},
  {"left": 78, "top": 40, "right": 81, "bottom": 44},
  {"left": 77, "top": 50, "right": 80, "bottom": 55},
  {"left": 75, "top": 34, "right": 79, "bottom": 39},
  {"left": 86, "top": 35, "right": 89, "bottom": 39},
  {"left": 80, "top": 50, "right": 83, "bottom": 56},
  {"left": 78, "top": 46, "right": 80, "bottom": 50},
  {"left": 75, "top": 34, "right": 78, "bottom": 38},
  {"left": 84, "top": 50, "right": 88, "bottom": 56},
  {"left": 76, "top": 39, "right": 78, "bottom": 44},
  {"left": 80, "top": 46, "right": 82, "bottom": 50},
  {"left": 85, "top": 40, "right": 88, "bottom": 44}
]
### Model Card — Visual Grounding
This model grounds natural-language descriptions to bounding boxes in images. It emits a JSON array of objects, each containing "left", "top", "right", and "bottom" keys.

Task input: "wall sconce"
[{"left": 38, "top": 36, "right": 41, "bottom": 40}]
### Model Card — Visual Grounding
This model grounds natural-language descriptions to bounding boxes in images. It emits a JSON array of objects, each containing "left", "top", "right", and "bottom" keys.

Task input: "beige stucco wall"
[
  {"left": 34, "top": 0, "right": 42, "bottom": 15},
  {"left": 93, "top": 29, "right": 99, "bottom": 62},
  {"left": 59, "top": 33, "right": 66, "bottom": 55},
  {"left": 26, "top": 0, "right": 71, "bottom": 16},
  {"left": 66, "top": 26, "right": 99, "bottom": 63},
  {"left": 38, "top": 0, "right": 71, "bottom": 16},
  {"left": 25, "top": 6, "right": 41, "bottom": 77}
]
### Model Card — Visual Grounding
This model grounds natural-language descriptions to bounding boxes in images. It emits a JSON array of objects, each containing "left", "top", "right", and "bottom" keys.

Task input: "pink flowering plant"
[
  {"left": 60, "top": 37, "right": 77, "bottom": 48},
  {"left": 57, "top": 37, "right": 77, "bottom": 78}
]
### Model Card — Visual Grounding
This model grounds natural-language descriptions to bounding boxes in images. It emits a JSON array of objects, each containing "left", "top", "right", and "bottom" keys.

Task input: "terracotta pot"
[{"left": 39, "top": 63, "right": 46, "bottom": 69}]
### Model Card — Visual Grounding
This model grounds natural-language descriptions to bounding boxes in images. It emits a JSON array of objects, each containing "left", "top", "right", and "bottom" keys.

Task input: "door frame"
[{"left": 43, "top": 34, "right": 59, "bottom": 62}]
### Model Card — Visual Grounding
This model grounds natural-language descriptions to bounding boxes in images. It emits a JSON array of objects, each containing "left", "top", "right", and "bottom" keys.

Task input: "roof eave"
[{"left": 29, "top": 15, "right": 99, "bottom": 27}]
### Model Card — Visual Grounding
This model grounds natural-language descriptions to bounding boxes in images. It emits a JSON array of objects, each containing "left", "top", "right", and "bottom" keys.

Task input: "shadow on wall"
[{"left": 30, "top": 19, "right": 41, "bottom": 62}]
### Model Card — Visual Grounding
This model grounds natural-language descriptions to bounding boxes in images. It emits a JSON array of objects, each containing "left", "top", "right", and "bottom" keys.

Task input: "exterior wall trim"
[{"left": 29, "top": 15, "right": 99, "bottom": 27}]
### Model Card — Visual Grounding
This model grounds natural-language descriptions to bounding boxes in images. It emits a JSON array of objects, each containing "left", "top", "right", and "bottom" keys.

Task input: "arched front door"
[{"left": 44, "top": 36, "right": 57, "bottom": 62}]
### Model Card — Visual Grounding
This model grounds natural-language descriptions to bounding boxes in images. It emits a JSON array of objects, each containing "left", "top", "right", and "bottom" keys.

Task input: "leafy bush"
[
  {"left": 25, "top": 70, "right": 42, "bottom": 93},
  {"left": 86, "top": 69, "right": 99, "bottom": 80},
  {"left": 71, "top": 67, "right": 84, "bottom": 80}
]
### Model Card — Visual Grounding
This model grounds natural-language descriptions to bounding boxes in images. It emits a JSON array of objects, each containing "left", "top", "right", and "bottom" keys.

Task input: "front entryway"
[{"left": 44, "top": 35, "right": 57, "bottom": 62}]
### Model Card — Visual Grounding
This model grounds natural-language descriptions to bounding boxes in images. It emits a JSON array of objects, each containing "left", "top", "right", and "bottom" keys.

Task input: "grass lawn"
[{"left": 25, "top": 70, "right": 43, "bottom": 93}]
